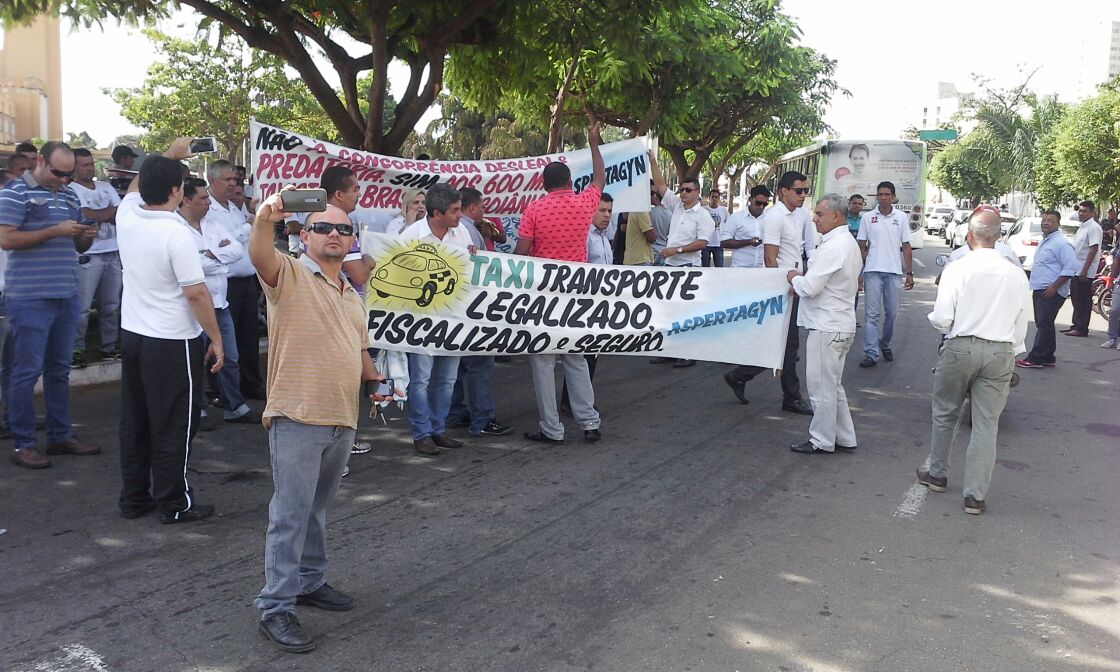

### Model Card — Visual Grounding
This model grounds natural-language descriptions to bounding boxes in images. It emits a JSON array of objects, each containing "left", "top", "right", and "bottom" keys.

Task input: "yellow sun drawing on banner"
[{"left": 366, "top": 241, "right": 471, "bottom": 313}]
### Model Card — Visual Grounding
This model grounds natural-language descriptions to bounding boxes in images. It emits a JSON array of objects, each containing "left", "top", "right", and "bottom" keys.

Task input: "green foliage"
[
  {"left": 1051, "top": 88, "right": 1120, "bottom": 207},
  {"left": 400, "top": 94, "right": 546, "bottom": 161},
  {"left": 105, "top": 29, "right": 336, "bottom": 161},
  {"left": 4, "top": 0, "right": 503, "bottom": 154},
  {"left": 929, "top": 140, "right": 1000, "bottom": 201}
]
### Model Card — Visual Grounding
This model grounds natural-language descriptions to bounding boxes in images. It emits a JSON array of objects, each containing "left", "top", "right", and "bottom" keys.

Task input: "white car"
[
  {"left": 948, "top": 211, "right": 1017, "bottom": 249},
  {"left": 925, "top": 204, "right": 955, "bottom": 235},
  {"left": 1004, "top": 217, "right": 1080, "bottom": 272}
]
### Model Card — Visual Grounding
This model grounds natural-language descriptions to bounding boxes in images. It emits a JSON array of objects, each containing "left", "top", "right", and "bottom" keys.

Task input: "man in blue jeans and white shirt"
[
  {"left": 0, "top": 141, "right": 100, "bottom": 469},
  {"left": 857, "top": 181, "right": 914, "bottom": 368},
  {"left": 69, "top": 147, "right": 123, "bottom": 368}
]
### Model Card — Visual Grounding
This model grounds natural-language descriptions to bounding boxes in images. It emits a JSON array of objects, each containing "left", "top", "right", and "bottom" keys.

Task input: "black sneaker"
[
  {"left": 297, "top": 583, "right": 355, "bottom": 611},
  {"left": 964, "top": 496, "right": 986, "bottom": 515},
  {"left": 858, "top": 357, "right": 877, "bottom": 368},
  {"left": 159, "top": 504, "right": 215, "bottom": 524},
  {"left": 71, "top": 350, "right": 87, "bottom": 369},
  {"left": 916, "top": 469, "right": 947, "bottom": 493},
  {"left": 882, "top": 348, "right": 894, "bottom": 362},
  {"left": 259, "top": 612, "right": 315, "bottom": 653},
  {"left": 478, "top": 421, "right": 513, "bottom": 436},
  {"left": 101, "top": 348, "right": 122, "bottom": 361}
]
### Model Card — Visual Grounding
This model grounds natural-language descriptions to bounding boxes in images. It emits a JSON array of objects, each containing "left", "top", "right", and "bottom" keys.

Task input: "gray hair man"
[
  {"left": 917, "top": 210, "right": 1029, "bottom": 515},
  {"left": 786, "top": 194, "right": 863, "bottom": 454}
]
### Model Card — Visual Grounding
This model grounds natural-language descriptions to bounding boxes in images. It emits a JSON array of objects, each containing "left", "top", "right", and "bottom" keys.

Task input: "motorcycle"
[{"left": 1093, "top": 254, "right": 1113, "bottom": 319}]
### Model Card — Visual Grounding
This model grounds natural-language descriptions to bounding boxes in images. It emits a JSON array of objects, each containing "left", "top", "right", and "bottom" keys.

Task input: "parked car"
[
  {"left": 924, "top": 204, "right": 955, "bottom": 235},
  {"left": 1004, "top": 217, "right": 1042, "bottom": 271},
  {"left": 948, "top": 211, "right": 1017, "bottom": 249}
]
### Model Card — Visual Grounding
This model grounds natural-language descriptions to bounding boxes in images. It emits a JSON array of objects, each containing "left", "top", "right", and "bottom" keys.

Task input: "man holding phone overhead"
[{"left": 249, "top": 187, "right": 391, "bottom": 653}]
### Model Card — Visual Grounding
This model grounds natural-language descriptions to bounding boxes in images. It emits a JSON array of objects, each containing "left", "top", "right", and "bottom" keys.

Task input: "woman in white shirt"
[{"left": 386, "top": 188, "right": 427, "bottom": 235}]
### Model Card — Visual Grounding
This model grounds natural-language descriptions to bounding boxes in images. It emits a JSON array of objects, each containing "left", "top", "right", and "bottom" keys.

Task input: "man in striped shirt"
[{"left": 0, "top": 142, "right": 100, "bottom": 469}]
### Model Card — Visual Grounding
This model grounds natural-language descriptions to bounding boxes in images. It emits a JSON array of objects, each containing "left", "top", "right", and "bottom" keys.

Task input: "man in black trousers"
[{"left": 115, "top": 138, "right": 224, "bottom": 523}]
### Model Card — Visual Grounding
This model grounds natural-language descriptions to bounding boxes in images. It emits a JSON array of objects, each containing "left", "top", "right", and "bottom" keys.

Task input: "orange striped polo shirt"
[{"left": 260, "top": 252, "right": 367, "bottom": 429}]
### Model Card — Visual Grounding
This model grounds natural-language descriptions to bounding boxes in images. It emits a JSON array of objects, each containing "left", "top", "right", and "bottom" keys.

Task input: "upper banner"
[
  {"left": 361, "top": 233, "right": 792, "bottom": 368},
  {"left": 250, "top": 120, "right": 652, "bottom": 251}
]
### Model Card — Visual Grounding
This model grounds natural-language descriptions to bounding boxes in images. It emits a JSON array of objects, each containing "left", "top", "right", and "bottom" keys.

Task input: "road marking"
[
  {"left": 894, "top": 483, "right": 928, "bottom": 518},
  {"left": 21, "top": 644, "right": 109, "bottom": 672}
]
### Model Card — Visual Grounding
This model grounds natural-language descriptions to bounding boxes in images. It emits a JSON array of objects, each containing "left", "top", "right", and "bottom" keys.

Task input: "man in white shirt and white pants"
[
  {"left": 916, "top": 210, "right": 1029, "bottom": 516},
  {"left": 786, "top": 194, "right": 862, "bottom": 454}
]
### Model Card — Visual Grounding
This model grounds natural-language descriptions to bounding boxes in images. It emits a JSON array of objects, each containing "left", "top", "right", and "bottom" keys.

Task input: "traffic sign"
[{"left": 919, "top": 129, "right": 958, "bottom": 141}]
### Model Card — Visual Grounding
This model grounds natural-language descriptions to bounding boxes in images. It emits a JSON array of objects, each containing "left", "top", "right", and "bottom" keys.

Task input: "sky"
[{"left": 37, "top": 0, "right": 1120, "bottom": 149}]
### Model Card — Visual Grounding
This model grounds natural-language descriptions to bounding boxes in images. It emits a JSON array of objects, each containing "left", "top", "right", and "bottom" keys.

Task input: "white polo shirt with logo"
[
  {"left": 857, "top": 206, "right": 911, "bottom": 275},
  {"left": 69, "top": 180, "right": 122, "bottom": 254}
]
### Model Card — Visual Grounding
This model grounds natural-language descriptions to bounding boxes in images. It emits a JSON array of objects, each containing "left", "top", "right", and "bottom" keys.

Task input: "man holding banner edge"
[{"left": 514, "top": 120, "right": 606, "bottom": 444}]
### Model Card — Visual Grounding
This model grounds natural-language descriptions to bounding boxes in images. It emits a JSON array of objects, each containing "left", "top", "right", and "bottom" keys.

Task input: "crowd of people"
[{"left": 2, "top": 123, "right": 1116, "bottom": 654}]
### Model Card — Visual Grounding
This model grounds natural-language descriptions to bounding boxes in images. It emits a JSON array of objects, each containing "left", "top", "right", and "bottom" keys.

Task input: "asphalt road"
[{"left": 2, "top": 241, "right": 1118, "bottom": 672}]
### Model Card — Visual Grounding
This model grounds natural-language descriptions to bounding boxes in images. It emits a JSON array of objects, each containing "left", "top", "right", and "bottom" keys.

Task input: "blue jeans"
[
  {"left": 7, "top": 296, "right": 80, "bottom": 449},
  {"left": 447, "top": 356, "right": 496, "bottom": 435},
  {"left": 407, "top": 353, "right": 459, "bottom": 440},
  {"left": 0, "top": 294, "right": 9, "bottom": 428},
  {"left": 863, "top": 271, "right": 902, "bottom": 361},
  {"left": 204, "top": 307, "right": 249, "bottom": 419},
  {"left": 256, "top": 419, "right": 353, "bottom": 618},
  {"left": 75, "top": 251, "right": 122, "bottom": 352},
  {"left": 701, "top": 246, "right": 724, "bottom": 267}
]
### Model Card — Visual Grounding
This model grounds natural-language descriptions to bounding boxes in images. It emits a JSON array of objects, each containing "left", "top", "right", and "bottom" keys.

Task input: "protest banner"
[
  {"left": 250, "top": 120, "right": 652, "bottom": 252},
  {"left": 361, "top": 233, "right": 792, "bottom": 368}
]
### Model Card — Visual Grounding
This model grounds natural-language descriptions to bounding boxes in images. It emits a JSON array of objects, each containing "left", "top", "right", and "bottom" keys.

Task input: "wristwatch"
[{"left": 676, "top": 247, "right": 683, "bottom": 254}]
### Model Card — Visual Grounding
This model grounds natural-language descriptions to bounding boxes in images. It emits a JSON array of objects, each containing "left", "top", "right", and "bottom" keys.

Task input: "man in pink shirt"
[{"left": 514, "top": 121, "right": 606, "bottom": 444}]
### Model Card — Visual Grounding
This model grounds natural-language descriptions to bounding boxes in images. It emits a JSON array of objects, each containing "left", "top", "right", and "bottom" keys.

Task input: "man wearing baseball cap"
[{"left": 110, "top": 145, "right": 140, "bottom": 172}]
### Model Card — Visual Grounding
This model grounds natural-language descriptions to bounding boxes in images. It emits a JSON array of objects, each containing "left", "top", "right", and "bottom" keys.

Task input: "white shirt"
[
  {"left": 387, "top": 214, "right": 413, "bottom": 235},
  {"left": 398, "top": 217, "right": 475, "bottom": 249},
  {"left": 661, "top": 189, "right": 715, "bottom": 267},
  {"left": 761, "top": 202, "right": 807, "bottom": 270},
  {"left": 791, "top": 226, "right": 862, "bottom": 332},
  {"left": 459, "top": 215, "right": 486, "bottom": 249},
  {"left": 801, "top": 207, "right": 817, "bottom": 260},
  {"left": 928, "top": 247, "right": 1029, "bottom": 351},
  {"left": 206, "top": 194, "right": 255, "bottom": 278},
  {"left": 587, "top": 226, "right": 613, "bottom": 264},
  {"left": 704, "top": 205, "right": 730, "bottom": 248},
  {"left": 721, "top": 209, "right": 765, "bottom": 268},
  {"left": 948, "top": 241, "right": 1022, "bottom": 268},
  {"left": 1071, "top": 218, "right": 1103, "bottom": 277},
  {"left": 182, "top": 216, "right": 244, "bottom": 310},
  {"left": 116, "top": 192, "right": 206, "bottom": 340},
  {"left": 69, "top": 180, "right": 121, "bottom": 254},
  {"left": 857, "top": 206, "right": 911, "bottom": 274},
  {"left": 351, "top": 208, "right": 394, "bottom": 235}
]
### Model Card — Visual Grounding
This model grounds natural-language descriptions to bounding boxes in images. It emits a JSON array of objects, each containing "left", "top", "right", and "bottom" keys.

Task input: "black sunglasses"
[
  {"left": 308, "top": 222, "right": 354, "bottom": 236},
  {"left": 49, "top": 165, "right": 74, "bottom": 178},
  {"left": 752, "top": 199, "right": 768, "bottom": 207},
  {"left": 790, "top": 187, "right": 810, "bottom": 195},
  {"left": 679, "top": 187, "right": 698, "bottom": 193}
]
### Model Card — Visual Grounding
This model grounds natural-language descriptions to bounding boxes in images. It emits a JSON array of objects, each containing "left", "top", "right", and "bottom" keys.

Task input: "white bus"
[{"left": 770, "top": 139, "right": 927, "bottom": 249}]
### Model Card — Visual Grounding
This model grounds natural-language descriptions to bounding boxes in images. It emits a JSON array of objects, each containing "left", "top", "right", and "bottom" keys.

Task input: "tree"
[
  {"left": 928, "top": 139, "right": 1001, "bottom": 203},
  {"left": 65, "top": 131, "right": 98, "bottom": 148},
  {"left": 105, "top": 29, "right": 342, "bottom": 162},
  {"left": 400, "top": 94, "right": 547, "bottom": 161},
  {"left": 448, "top": 0, "right": 838, "bottom": 176},
  {"left": 4, "top": 0, "right": 503, "bottom": 155},
  {"left": 1050, "top": 87, "right": 1120, "bottom": 208},
  {"left": 962, "top": 74, "right": 1066, "bottom": 201}
]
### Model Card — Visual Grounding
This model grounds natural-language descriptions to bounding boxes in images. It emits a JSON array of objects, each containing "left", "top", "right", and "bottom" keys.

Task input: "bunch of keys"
[{"left": 365, "top": 378, "right": 396, "bottom": 425}]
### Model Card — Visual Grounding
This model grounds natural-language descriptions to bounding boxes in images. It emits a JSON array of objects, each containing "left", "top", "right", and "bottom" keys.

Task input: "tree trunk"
[{"left": 547, "top": 51, "right": 582, "bottom": 154}]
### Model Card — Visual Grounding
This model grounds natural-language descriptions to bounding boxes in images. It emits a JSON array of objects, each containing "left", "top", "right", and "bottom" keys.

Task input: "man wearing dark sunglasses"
[
  {"left": 721, "top": 171, "right": 813, "bottom": 414},
  {"left": 720, "top": 185, "right": 770, "bottom": 269},
  {"left": 0, "top": 141, "right": 101, "bottom": 469}
]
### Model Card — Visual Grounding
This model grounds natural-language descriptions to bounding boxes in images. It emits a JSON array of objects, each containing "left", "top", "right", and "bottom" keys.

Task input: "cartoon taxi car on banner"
[{"left": 371, "top": 243, "right": 459, "bottom": 307}]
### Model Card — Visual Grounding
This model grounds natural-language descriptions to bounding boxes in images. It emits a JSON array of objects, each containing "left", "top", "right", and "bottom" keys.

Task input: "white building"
[{"left": 1109, "top": 21, "right": 1120, "bottom": 80}]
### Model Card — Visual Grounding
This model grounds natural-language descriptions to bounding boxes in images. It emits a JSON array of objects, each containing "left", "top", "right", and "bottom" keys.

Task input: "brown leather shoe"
[
  {"left": 11, "top": 448, "right": 52, "bottom": 469},
  {"left": 414, "top": 437, "right": 441, "bottom": 456},
  {"left": 431, "top": 433, "right": 463, "bottom": 449},
  {"left": 45, "top": 438, "right": 101, "bottom": 456}
]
